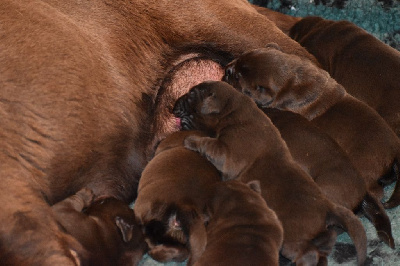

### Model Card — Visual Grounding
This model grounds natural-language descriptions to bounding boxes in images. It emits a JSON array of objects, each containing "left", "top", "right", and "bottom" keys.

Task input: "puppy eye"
[{"left": 256, "top": 85, "right": 266, "bottom": 93}]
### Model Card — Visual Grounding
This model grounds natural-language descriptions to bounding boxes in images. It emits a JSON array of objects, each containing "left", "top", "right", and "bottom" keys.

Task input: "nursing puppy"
[
  {"left": 224, "top": 44, "right": 400, "bottom": 209},
  {"left": 263, "top": 108, "right": 394, "bottom": 248},
  {"left": 134, "top": 130, "right": 220, "bottom": 265},
  {"left": 173, "top": 81, "right": 367, "bottom": 265},
  {"left": 0, "top": 1, "right": 318, "bottom": 263},
  {"left": 52, "top": 188, "right": 147, "bottom": 266},
  {"left": 194, "top": 180, "right": 283, "bottom": 266},
  {"left": 289, "top": 16, "right": 400, "bottom": 137}
]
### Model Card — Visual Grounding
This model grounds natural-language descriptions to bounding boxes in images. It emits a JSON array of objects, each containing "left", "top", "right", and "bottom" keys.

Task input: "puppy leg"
[
  {"left": 361, "top": 193, "right": 395, "bottom": 248},
  {"left": 311, "top": 229, "right": 337, "bottom": 257},
  {"left": 51, "top": 188, "right": 95, "bottom": 236},
  {"left": 52, "top": 188, "right": 95, "bottom": 213},
  {"left": 295, "top": 248, "right": 319, "bottom": 266},
  {"left": 184, "top": 136, "right": 226, "bottom": 169},
  {"left": 383, "top": 160, "right": 400, "bottom": 209},
  {"left": 184, "top": 135, "right": 241, "bottom": 180},
  {"left": 379, "top": 160, "right": 399, "bottom": 186},
  {"left": 293, "top": 229, "right": 336, "bottom": 266}
]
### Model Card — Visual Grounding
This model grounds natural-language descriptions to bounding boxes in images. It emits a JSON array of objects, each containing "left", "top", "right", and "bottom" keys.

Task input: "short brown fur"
[
  {"left": 173, "top": 81, "right": 367, "bottom": 265},
  {"left": 0, "top": 1, "right": 316, "bottom": 263},
  {"left": 52, "top": 188, "right": 147, "bottom": 266},
  {"left": 290, "top": 17, "right": 400, "bottom": 137},
  {"left": 134, "top": 130, "right": 220, "bottom": 265},
  {"left": 224, "top": 45, "right": 400, "bottom": 209},
  {"left": 259, "top": 108, "right": 394, "bottom": 248},
  {"left": 193, "top": 180, "right": 284, "bottom": 266}
]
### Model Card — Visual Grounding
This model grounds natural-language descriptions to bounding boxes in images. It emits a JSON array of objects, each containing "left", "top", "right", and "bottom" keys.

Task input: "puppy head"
[
  {"left": 141, "top": 202, "right": 206, "bottom": 263},
  {"left": 172, "top": 81, "right": 240, "bottom": 131},
  {"left": 224, "top": 43, "right": 331, "bottom": 113},
  {"left": 85, "top": 198, "right": 147, "bottom": 260},
  {"left": 224, "top": 43, "right": 291, "bottom": 107}
]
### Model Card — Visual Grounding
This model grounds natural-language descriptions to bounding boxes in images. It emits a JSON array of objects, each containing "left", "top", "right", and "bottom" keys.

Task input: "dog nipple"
[{"left": 175, "top": 117, "right": 182, "bottom": 129}]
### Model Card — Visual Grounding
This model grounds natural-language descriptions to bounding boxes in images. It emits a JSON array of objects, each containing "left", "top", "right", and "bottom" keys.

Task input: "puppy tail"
[
  {"left": 328, "top": 205, "right": 367, "bottom": 266},
  {"left": 383, "top": 159, "right": 400, "bottom": 209}
]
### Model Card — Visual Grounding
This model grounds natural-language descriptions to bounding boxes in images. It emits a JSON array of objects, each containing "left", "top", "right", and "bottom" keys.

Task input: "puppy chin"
[{"left": 148, "top": 244, "right": 189, "bottom": 262}]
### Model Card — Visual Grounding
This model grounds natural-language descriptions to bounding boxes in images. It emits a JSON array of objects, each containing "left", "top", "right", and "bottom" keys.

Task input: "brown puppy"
[
  {"left": 173, "top": 81, "right": 367, "bottom": 265},
  {"left": 224, "top": 44, "right": 400, "bottom": 208},
  {"left": 262, "top": 108, "right": 394, "bottom": 248},
  {"left": 0, "top": 0, "right": 317, "bottom": 263},
  {"left": 134, "top": 130, "right": 221, "bottom": 265},
  {"left": 52, "top": 188, "right": 147, "bottom": 266},
  {"left": 193, "top": 179, "right": 284, "bottom": 266},
  {"left": 290, "top": 16, "right": 400, "bottom": 137}
]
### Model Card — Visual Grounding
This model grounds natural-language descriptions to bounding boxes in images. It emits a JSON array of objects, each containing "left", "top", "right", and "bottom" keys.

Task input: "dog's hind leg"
[
  {"left": 312, "top": 229, "right": 338, "bottom": 259},
  {"left": 0, "top": 174, "right": 80, "bottom": 266},
  {"left": 292, "top": 229, "right": 336, "bottom": 266},
  {"left": 328, "top": 205, "right": 367, "bottom": 266},
  {"left": 383, "top": 159, "right": 400, "bottom": 209},
  {"left": 361, "top": 193, "right": 395, "bottom": 248}
]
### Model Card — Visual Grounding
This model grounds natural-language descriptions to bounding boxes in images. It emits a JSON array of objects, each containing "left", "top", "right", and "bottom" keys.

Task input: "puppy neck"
[
  {"left": 273, "top": 67, "right": 346, "bottom": 120},
  {"left": 216, "top": 93, "right": 259, "bottom": 129}
]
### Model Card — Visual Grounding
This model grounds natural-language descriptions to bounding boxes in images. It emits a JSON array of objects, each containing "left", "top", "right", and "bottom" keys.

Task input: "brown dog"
[
  {"left": 224, "top": 44, "right": 400, "bottom": 209},
  {"left": 134, "top": 130, "right": 221, "bottom": 265},
  {"left": 173, "top": 81, "right": 367, "bottom": 265},
  {"left": 52, "top": 188, "right": 147, "bottom": 266},
  {"left": 289, "top": 16, "right": 400, "bottom": 137},
  {"left": 262, "top": 108, "right": 394, "bottom": 248},
  {"left": 193, "top": 179, "right": 284, "bottom": 266},
  {"left": 0, "top": 1, "right": 319, "bottom": 263},
  {"left": 136, "top": 130, "right": 284, "bottom": 265}
]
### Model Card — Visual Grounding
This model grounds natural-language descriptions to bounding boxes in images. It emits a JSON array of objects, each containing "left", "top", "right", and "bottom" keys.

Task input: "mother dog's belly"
[{"left": 151, "top": 56, "right": 225, "bottom": 154}]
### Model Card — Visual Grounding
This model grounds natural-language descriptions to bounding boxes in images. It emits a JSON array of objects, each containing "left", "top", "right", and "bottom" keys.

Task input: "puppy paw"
[
  {"left": 75, "top": 188, "right": 95, "bottom": 207},
  {"left": 184, "top": 135, "right": 201, "bottom": 151}
]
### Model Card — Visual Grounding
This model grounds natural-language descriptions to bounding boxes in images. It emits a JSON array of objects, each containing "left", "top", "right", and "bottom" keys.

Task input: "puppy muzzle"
[{"left": 173, "top": 87, "right": 206, "bottom": 130}]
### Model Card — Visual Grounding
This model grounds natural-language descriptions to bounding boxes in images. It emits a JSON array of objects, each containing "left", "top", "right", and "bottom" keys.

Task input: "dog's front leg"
[
  {"left": 184, "top": 135, "right": 240, "bottom": 180},
  {"left": 184, "top": 135, "right": 225, "bottom": 166}
]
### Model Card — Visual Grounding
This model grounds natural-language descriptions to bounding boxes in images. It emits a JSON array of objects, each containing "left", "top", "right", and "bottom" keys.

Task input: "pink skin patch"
[
  {"left": 175, "top": 117, "right": 182, "bottom": 130},
  {"left": 148, "top": 57, "right": 224, "bottom": 156}
]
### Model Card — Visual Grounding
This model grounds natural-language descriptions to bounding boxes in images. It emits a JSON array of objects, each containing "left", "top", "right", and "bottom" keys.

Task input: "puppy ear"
[
  {"left": 265, "top": 42, "right": 281, "bottom": 51},
  {"left": 115, "top": 216, "right": 133, "bottom": 242},
  {"left": 246, "top": 180, "right": 262, "bottom": 194},
  {"left": 200, "top": 92, "right": 220, "bottom": 115},
  {"left": 187, "top": 218, "right": 207, "bottom": 266}
]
